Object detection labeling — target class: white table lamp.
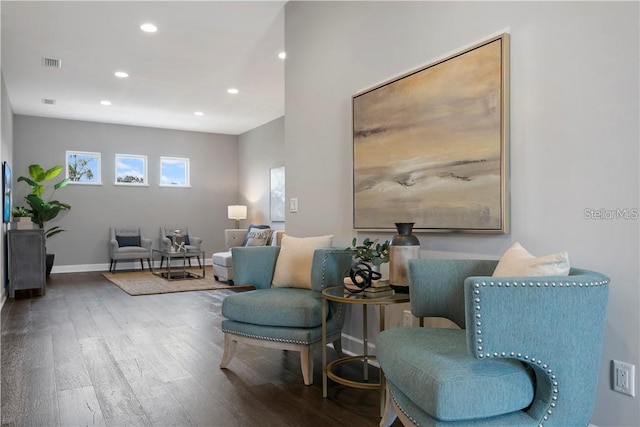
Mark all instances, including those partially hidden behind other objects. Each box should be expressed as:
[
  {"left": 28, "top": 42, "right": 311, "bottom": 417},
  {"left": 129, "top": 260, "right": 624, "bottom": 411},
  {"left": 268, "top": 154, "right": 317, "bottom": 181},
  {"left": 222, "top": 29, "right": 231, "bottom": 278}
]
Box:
[{"left": 228, "top": 205, "right": 247, "bottom": 229}]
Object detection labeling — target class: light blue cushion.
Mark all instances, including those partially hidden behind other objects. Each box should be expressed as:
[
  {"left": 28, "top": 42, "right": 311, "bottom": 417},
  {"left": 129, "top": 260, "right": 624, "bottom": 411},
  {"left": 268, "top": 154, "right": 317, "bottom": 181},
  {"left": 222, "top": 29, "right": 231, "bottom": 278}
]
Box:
[
  {"left": 387, "top": 382, "right": 537, "bottom": 427},
  {"left": 377, "top": 327, "right": 534, "bottom": 422},
  {"left": 222, "top": 288, "right": 323, "bottom": 328}
]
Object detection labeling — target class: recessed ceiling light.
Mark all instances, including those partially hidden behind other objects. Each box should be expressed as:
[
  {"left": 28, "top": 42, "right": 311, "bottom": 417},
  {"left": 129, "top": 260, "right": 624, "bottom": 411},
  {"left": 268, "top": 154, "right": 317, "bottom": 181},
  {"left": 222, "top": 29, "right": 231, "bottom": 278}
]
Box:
[
  {"left": 194, "top": 111, "right": 204, "bottom": 116},
  {"left": 227, "top": 88, "right": 239, "bottom": 94},
  {"left": 100, "top": 100, "right": 111, "bottom": 106},
  {"left": 278, "top": 52, "right": 286, "bottom": 59},
  {"left": 115, "top": 71, "right": 129, "bottom": 78},
  {"left": 140, "top": 23, "right": 157, "bottom": 33}
]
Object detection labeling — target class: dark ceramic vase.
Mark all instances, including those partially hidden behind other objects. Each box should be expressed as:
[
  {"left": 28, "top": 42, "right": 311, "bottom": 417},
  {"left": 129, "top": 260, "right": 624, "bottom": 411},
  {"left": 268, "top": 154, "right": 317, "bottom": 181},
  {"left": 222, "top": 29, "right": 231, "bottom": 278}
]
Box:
[
  {"left": 391, "top": 223, "right": 420, "bottom": 246},
  {"left": 389, "top": 223, "right": 420, "bottom": 294}
]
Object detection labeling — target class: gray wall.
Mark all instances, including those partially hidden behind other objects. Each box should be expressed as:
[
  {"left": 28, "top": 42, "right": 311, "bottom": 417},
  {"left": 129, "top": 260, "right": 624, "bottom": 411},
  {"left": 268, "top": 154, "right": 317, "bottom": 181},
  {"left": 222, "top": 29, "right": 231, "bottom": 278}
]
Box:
[
  {"left": 13, "top": 115, "right": 239, "bottom": 270},
  {"left": 237, "top": 116, "right": 285, "bottom": 230},
  {"left": 284, "top": 2, "right": 639, "bottom": 425},
  {"left": 1, "top": 73, "right": 14, "bottom": 302}
]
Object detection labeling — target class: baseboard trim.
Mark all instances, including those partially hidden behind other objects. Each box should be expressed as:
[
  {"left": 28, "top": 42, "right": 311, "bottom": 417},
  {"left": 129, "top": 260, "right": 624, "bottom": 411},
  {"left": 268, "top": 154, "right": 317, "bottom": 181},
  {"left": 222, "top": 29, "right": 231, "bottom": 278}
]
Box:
[{"left": 51, "top": 258, "right": 213, "bottom": 274}]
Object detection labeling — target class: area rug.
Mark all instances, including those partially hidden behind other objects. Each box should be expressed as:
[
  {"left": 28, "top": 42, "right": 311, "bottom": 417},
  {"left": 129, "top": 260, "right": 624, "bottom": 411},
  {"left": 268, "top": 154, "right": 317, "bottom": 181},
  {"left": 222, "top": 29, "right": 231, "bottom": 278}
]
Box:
[{"left": 102, "top": 267, "right": 254, "bottom": 296}]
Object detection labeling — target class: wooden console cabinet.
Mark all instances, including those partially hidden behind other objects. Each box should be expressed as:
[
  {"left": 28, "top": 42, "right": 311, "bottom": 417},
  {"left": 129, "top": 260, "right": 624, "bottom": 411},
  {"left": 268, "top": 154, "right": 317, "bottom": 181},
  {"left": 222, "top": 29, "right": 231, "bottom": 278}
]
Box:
[{"left": 7, "top": 229, "right": 46, "bottom": 298}]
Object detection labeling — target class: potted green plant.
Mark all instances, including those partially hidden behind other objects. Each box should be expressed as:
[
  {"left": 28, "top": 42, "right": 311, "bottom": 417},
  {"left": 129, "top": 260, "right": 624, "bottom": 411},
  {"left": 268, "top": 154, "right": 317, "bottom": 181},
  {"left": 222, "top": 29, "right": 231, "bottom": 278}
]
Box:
[
  {"left": 350, "top": 237, "right": 390, "bottom": 268},
  {"left": 11, "top": 207, "right": 33, "bottom": 229},
  {"left": 17, "top": 164, "right": 71, "bottom": 276}
]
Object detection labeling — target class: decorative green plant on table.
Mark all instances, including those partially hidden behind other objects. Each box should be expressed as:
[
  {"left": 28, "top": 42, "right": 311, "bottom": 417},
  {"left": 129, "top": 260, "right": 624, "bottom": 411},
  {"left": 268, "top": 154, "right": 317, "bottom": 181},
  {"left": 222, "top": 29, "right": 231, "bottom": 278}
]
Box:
[
  {"left": 350, "top": 237, "right": 390, "bottom": 267},
  {"left": 17, "top": 164, "right": 71, "bottom": 239},
  {"left": 11, "top": 207, "right": 32, "bottom": 218}
]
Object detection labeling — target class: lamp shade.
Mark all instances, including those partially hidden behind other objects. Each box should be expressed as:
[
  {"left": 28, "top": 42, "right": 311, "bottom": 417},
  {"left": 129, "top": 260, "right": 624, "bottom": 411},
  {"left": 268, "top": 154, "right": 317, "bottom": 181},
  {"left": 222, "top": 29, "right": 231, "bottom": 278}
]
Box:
[{"left": 228, "top": 205, "right": 247, "bottom": 220}]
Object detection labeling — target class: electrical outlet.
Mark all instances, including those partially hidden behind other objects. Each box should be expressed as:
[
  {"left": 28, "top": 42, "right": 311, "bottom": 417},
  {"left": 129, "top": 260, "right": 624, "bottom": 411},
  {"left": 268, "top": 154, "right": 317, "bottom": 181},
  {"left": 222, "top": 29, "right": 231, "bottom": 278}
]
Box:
[
  {"left": 612, "top": 360, "right": 636, "bottom": 397},
  {"left": 403, "top": 310, "right": 414, "bottom": 327}
]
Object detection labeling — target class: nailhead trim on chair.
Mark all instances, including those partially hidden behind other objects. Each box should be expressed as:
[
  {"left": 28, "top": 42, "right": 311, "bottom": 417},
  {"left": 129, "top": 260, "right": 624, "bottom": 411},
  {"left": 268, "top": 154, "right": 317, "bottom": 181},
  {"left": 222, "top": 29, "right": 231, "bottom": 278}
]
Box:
[
  {"left": 222, "top": 329, "right": 315, "bottom": 346},
  {"left": 320, "top": 250, "right": 346, "bottom": 324},
  {"left": 389, "top": 387, "right": 420, "bottom": 426},
  {"left": 472, "top": 277, "right": 610, "bottom": 427}
]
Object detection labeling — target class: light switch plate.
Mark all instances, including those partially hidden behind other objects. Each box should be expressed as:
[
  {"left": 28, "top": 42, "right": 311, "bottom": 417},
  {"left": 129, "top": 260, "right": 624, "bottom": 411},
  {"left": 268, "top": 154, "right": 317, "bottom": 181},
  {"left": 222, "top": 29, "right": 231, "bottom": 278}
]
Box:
[{"left": 289, "top": 198, "right": 298, "bottom": 213}]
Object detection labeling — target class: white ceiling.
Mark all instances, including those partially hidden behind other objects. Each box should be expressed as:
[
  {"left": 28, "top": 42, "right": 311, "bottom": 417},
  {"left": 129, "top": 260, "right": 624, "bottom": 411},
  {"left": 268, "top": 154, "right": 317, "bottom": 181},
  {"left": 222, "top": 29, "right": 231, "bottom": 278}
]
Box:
[{"left": 1, "top": 1, "right": 286, "bottom": 135}]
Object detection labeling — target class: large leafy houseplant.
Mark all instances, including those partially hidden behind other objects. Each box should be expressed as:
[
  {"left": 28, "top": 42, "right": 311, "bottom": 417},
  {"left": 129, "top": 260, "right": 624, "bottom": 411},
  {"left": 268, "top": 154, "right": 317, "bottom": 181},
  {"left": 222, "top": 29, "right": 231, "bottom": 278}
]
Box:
[{"left": 17, "top": 164, "right": 71, "bottom": 239}]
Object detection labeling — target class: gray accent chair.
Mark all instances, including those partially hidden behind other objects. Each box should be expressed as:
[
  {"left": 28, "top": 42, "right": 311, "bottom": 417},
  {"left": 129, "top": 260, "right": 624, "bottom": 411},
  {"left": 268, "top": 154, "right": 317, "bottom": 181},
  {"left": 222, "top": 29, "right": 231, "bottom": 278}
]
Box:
[
  {"left": 212, "top": 229, "right": 247, "bottom": 284},
  {"left": 377, "top": 259, "right": 609, "bottom": 427},
  {"left": 160, "top": 227, "right": 204, "bottom": 268},
  {"left": 109, "top": 227, "right": 153, "bottom": 273},
  {"left": 220, "top": 246, "right": 352, "bottom": 385}
]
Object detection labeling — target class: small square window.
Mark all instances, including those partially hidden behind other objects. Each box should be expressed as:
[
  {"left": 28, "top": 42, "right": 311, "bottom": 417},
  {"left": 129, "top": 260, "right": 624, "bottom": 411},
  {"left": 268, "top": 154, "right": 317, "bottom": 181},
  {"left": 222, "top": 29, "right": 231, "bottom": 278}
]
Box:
[
  {"left": 160, "top": 157, "right": 190, "bottom": 187},
  {"left": 115, "top": 154, "right": 148, "bottom": 186},
  {"left": 66, "top": 151, "right": 102, "bottom": 185}
]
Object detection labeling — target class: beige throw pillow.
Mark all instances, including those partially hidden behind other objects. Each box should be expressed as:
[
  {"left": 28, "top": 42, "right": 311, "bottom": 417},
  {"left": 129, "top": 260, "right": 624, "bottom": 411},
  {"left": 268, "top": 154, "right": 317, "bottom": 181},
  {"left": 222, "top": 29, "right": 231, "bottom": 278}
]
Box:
[
  {"left": 493, "top": 242, "right": 570, "bottom": 277},
  {"left": 272, "top": 235, "right": 333, "bottom": 289}
]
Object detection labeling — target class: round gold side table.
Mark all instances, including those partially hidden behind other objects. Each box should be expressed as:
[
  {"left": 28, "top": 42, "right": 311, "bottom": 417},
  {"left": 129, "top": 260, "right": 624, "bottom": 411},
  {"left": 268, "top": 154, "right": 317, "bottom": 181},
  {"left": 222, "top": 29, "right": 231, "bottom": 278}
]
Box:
[{"left": 321, "top": 286, "right": 410, "bottom": 417}]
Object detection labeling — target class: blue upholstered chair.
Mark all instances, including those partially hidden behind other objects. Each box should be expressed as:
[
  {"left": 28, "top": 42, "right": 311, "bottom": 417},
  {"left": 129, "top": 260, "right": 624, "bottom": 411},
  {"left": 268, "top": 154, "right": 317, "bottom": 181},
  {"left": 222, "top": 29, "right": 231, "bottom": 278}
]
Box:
[
  {"left": 219, "top": 246, "right": 352, "bottom": 385},
  {"left": 377, "top": 259, "right": 609, "bottom": 427}
]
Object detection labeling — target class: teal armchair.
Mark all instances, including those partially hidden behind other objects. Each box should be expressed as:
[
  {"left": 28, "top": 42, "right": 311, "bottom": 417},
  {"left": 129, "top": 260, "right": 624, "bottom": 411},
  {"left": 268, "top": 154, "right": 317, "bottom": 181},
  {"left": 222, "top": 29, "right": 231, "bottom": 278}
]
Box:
[
  {"left": 377, "top": 259, "right": 609, "bottom": 427},
  {"left": 220, "top": 246, "right": 352, "bottom": 385}
]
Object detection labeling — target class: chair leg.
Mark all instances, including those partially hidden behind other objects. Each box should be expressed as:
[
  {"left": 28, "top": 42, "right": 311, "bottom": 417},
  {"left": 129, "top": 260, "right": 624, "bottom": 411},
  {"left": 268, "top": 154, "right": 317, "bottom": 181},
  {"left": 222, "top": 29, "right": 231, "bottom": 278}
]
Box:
[
  {"left": 300, "top": 346, "right": 313, "bottom": 386},
  {"left": 220, "top": 334, "right": 238, "bottom": 369},
  {"left": 147, "top": 258, "right": 152, "bottom": 270},
  {"left": 140, "top": 259, "right": 145, "bottom": 270},
  {"left": 111, "top": 260, "right": 117, "bottom": 273},
  {"left": 333, "top": 338, "right": 343, "bottom": 358},
  {"left": 197, "top": 257, "right": 202, "bottom": 268},
  {"left": 188, "top": 258, "right": 192, "bottom": 268},
  {"left": 380, "top": 383, "right": 398, "bottom": 427},
  {"left": 109, "top": 259, "right": 113, "bottom": 273},
  {"left": 160, "top": 256, "right": 164, "bottom": 269}
]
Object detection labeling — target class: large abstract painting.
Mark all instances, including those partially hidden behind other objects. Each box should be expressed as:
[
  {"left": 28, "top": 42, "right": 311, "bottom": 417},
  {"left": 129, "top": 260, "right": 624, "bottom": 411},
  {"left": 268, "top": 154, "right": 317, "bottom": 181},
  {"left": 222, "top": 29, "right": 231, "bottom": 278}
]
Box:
[{"left": 353, "top": 34, "right": 510, "bottom": 233}]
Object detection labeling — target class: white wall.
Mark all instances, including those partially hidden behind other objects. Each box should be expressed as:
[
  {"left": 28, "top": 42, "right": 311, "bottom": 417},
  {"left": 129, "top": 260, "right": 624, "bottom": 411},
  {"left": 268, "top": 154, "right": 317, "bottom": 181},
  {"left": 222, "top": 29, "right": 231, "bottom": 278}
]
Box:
[
  {"left": 284, "top": 2, "right": 639, "bottom": 425},
  {"left": 237, "top": 116, "right": 285, "bottom": 230}
]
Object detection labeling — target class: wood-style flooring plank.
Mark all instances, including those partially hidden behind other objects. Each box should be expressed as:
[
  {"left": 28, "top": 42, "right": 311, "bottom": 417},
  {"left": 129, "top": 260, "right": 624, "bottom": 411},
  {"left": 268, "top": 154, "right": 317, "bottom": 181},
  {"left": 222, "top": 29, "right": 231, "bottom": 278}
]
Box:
[
  {"left": 52, "top": 321, "right": 93, "bottom": 392},
  {"left": 21, "top": 366, "right": 59, "bottom": 426},
  {"left": 79, "top": 337, "right": 151, "bottom": 426},
  {"left": 0, "top": 332, "right": 28, "bottom": 425},
  {"left": 57, "top": 386, "right": 106, "bottom": 427},
  {"left": 164, "top": 376, "right": 244, "bottom": 427}
]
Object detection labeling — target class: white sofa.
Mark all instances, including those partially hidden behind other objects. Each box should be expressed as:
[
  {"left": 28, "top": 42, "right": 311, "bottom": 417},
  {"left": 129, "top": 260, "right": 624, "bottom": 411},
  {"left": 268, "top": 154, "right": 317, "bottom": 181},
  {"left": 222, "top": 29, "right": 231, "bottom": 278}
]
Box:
[{"left": 212, "top": 228, "right": 284, "bottom": 284}]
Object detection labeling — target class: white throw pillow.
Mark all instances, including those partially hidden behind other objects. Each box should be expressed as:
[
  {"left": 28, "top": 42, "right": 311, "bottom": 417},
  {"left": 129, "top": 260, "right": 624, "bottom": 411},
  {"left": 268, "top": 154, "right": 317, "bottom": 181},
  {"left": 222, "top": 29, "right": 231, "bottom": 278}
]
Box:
[
  {"left": 272, "top": 235, "right": 333, "bottom": 289},
  {"left": 493, "top": 242, "right": 570, "bottom": 277},
  {"left": 245, "top": 228, "right": 273, "bottom": 247}
]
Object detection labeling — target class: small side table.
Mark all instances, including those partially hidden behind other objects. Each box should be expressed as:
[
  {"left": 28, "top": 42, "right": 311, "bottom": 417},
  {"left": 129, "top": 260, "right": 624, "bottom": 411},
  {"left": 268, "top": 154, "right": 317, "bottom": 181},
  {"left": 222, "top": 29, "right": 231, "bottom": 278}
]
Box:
[
  {"left": 321, "top": 286, "right": 410, "bottom": 416},
  {"left": 151, "top": 249, "right": 205, "bottom": 280}
]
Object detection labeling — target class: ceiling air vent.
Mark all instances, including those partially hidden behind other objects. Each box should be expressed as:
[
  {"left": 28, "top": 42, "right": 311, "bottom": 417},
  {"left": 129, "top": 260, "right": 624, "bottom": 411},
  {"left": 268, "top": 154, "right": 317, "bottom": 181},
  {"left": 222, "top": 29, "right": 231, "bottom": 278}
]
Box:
[
  {"left": 41, "top": 57, "right": 62, "bottom": 68},
  {"left": 42, "top": 98, "right": 56, "bottom": 105}
]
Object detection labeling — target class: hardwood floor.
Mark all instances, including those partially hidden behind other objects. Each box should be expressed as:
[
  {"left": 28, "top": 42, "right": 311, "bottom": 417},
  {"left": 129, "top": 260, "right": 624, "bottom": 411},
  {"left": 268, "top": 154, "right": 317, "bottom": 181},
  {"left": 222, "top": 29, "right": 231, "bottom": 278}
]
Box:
[{"left": 1, "top": 272, "right": 399, "bottom": 426}]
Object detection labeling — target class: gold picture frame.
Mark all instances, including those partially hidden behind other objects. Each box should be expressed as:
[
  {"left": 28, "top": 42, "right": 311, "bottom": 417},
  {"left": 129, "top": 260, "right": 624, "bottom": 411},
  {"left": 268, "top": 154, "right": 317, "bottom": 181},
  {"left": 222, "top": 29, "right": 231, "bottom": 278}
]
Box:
[{"left": 353, "top": 34, "right": 510, "bottom": 233}]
